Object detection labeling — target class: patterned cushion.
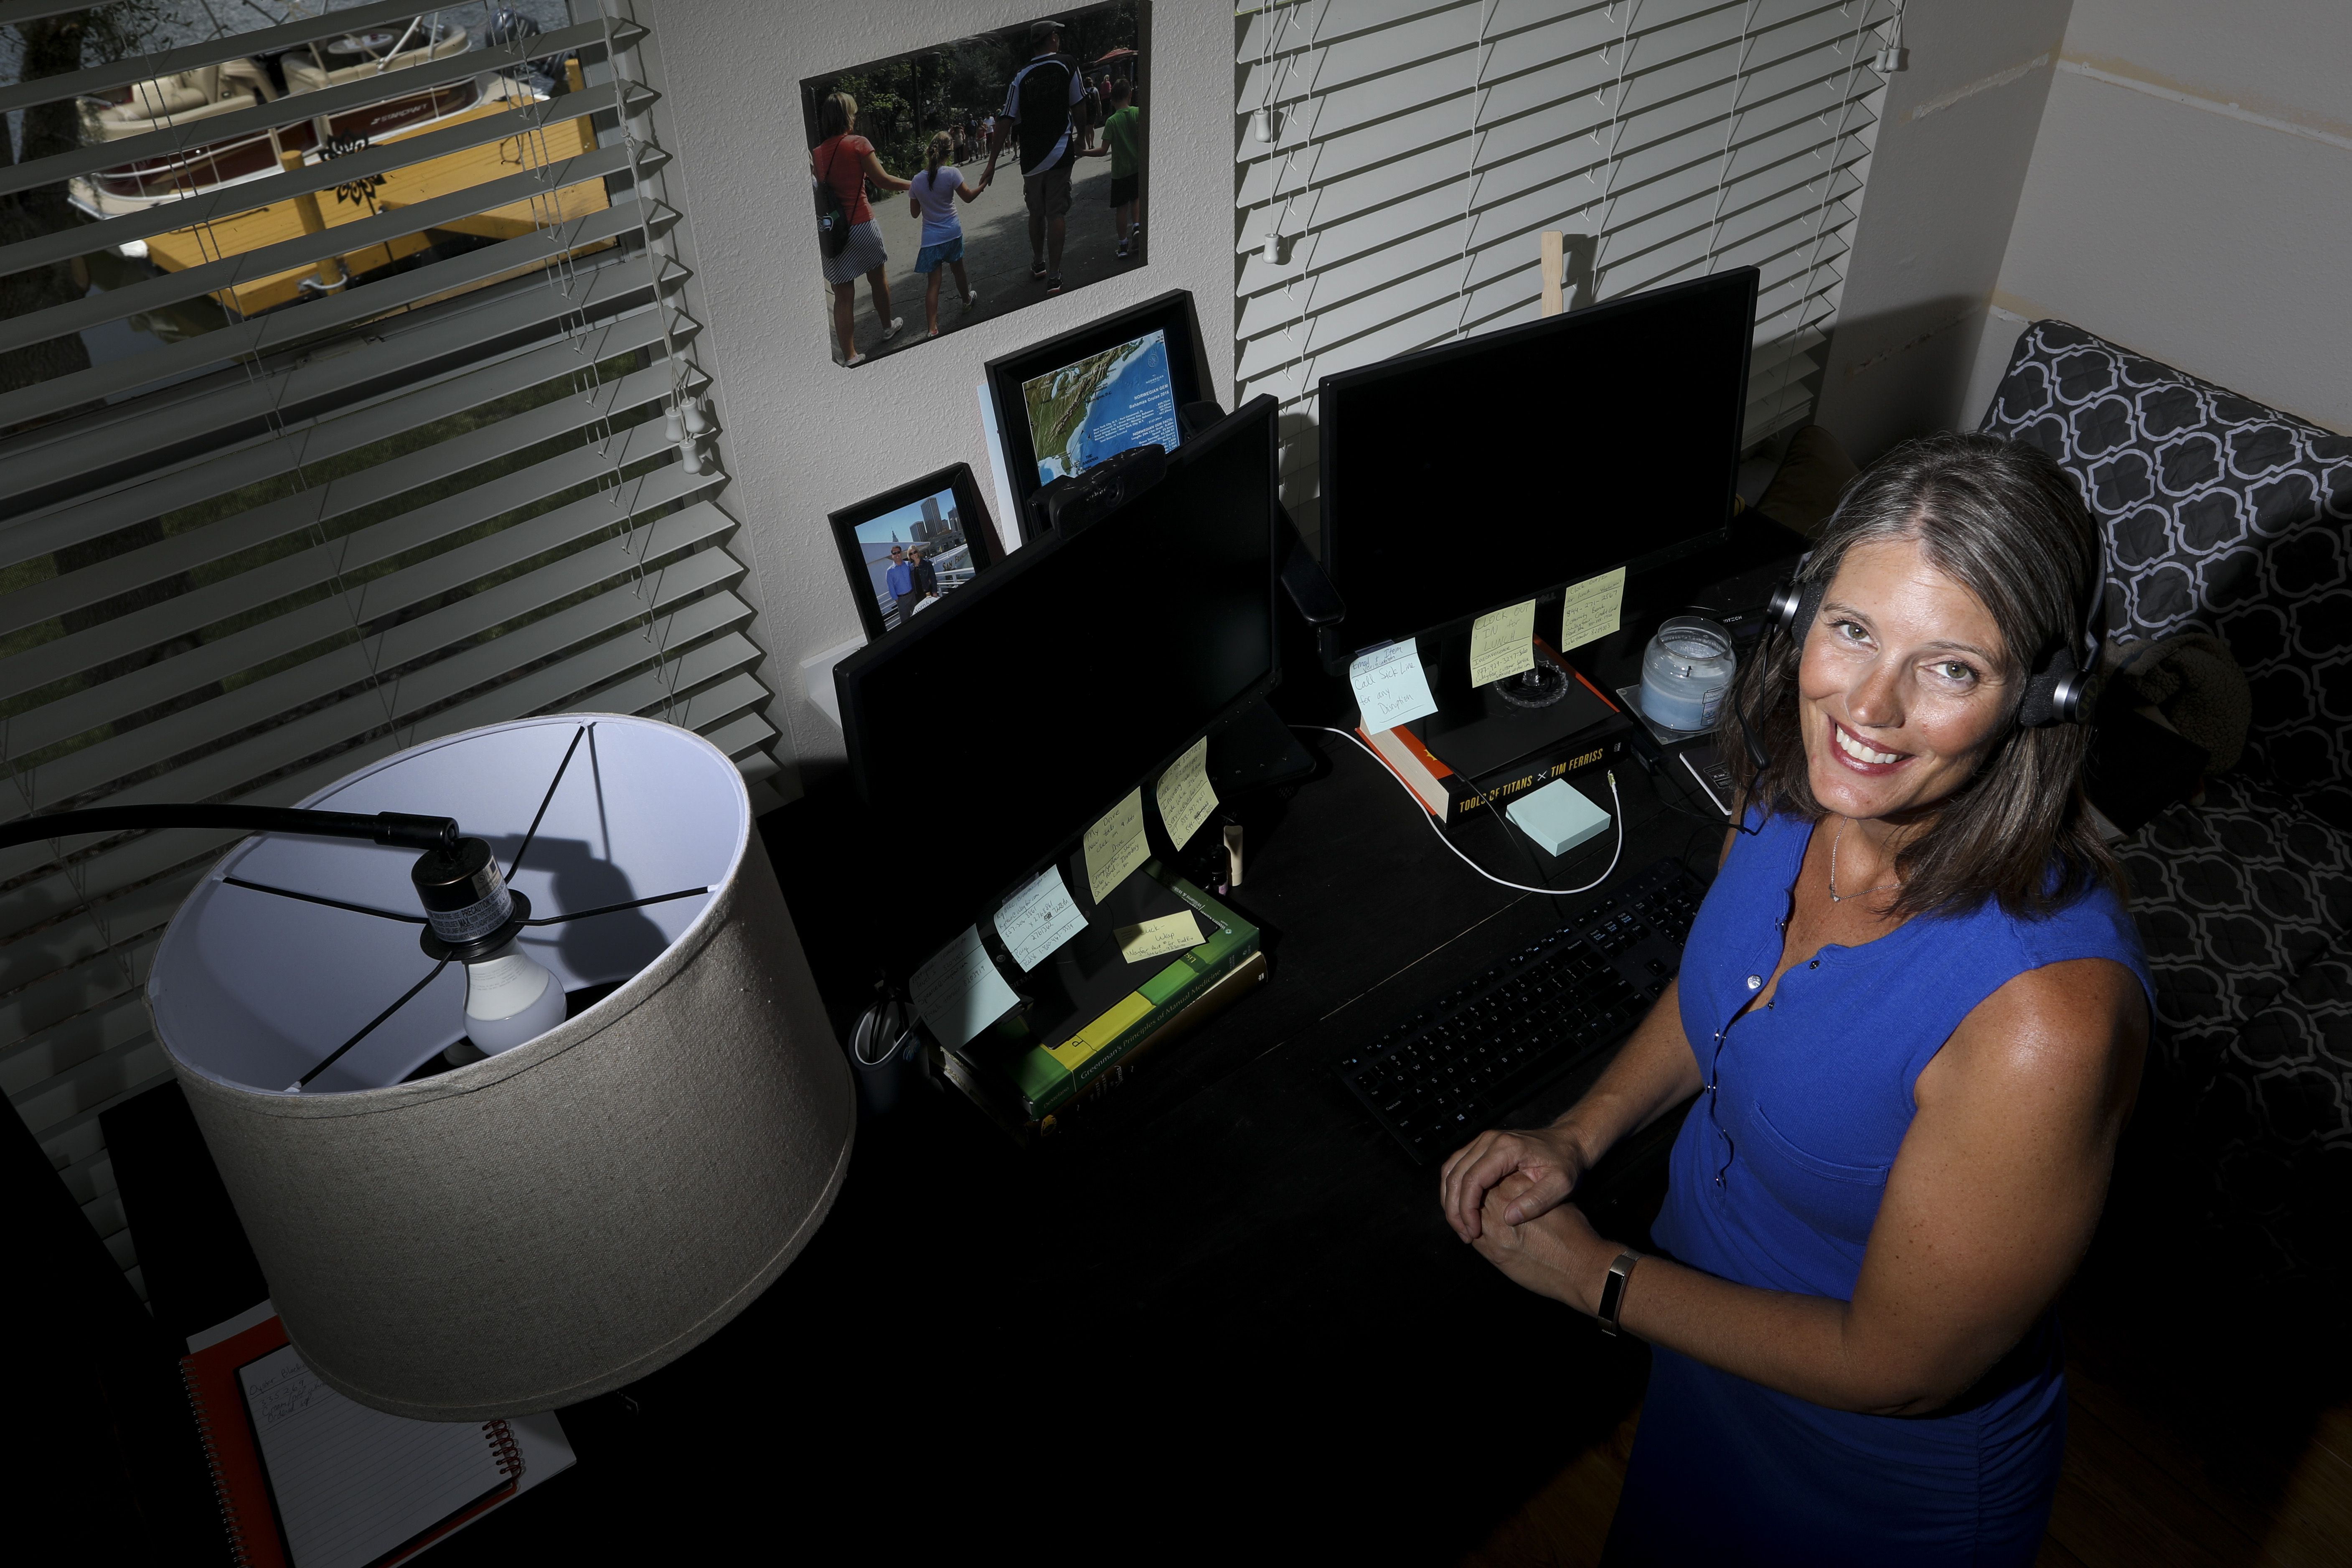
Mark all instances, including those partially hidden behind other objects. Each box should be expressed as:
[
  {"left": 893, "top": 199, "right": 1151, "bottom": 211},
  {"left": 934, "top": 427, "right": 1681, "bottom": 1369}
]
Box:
[
  {"left": 2114, "top": 773, "right": 2352, "bottom": 1289},
  {"left": 1979, "top": 320, "right": 2352, "bottom": 825}
]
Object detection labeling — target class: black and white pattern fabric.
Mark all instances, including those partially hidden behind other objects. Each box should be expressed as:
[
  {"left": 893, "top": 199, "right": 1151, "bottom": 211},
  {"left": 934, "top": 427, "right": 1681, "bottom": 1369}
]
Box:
[
  {"left": 1980, "top": 322, "right": 2352, "bottom": 1299},
  {"left": 2117, "top": 774, "right": 2352, "bottom": 1288},
  {"left": 1980, "top": 320, "right": 2352, "bottom": 827}
]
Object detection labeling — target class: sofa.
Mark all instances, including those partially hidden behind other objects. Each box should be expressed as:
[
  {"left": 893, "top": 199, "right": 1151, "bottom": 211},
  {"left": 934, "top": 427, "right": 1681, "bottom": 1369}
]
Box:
[{"left": 1979, "top": 321, "right": 2352, "bottom": 1311}]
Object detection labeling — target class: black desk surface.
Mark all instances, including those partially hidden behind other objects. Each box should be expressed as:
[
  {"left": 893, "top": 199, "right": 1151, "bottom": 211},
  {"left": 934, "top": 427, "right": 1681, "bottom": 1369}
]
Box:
[{"left": 112, "top": 523, "right": 1805, "bottom": 1559}]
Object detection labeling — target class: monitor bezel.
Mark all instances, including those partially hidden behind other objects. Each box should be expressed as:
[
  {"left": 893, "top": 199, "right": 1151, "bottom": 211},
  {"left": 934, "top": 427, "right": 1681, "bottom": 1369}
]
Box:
[
  {"left": 1316, "top": 267, "right": 1759, "bottom": 658},
  {"left": 983, "top": 288, "right": 1215, "bottom": 541},
  {"left": 825, "top": 462, "right": 1005, "bottom": 644},
  {"left": 833, "top": 395, "right": 1283, "bottom": 963}
]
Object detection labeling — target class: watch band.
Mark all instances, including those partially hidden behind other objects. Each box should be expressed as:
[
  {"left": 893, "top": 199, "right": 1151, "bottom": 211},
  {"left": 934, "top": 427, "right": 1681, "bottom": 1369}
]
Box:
[{"left": 1596, "top": 1249, "right": 1641, "bottom": 1337}]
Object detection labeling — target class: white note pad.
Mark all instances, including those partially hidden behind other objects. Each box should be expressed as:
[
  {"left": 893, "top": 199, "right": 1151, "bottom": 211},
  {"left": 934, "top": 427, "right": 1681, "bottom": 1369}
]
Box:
[
  {"left": 237, "top": 1343, "right": 509, "bottom": 1568},
  {"left": 995, "top": 864, "right": 1088, "bottom": 972},
  {"left": 910, "top": 924, "right": 1021, "bottom": 1048},
  {"left": 1349, "top": 640, "right": 1439, "bottom": 731}
]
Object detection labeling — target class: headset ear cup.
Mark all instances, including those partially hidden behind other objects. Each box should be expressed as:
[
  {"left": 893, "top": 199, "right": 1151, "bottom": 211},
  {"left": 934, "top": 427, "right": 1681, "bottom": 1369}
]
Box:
[
  {"left": 1790, "top": 579, "right": 1826, "bottom": 652},
  {"left": 2017, "top": 646, "right": 2075, "bottom": 727}
]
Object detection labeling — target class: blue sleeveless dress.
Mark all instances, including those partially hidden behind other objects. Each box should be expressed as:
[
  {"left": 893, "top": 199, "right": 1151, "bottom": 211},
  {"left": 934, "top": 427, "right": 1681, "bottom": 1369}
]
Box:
[{"left": 1605, "top": 808, "right": 2151, "bottom": 1567}]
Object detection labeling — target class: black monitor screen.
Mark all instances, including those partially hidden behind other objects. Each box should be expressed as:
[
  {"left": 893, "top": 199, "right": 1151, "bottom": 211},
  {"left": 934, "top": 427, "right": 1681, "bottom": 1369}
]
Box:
[
  {"left": 836, "top": 397, "right": 1279, "bottom": 962},
  {"left": 1319, "top": 268, "right": 1758, "bottom": 655}
]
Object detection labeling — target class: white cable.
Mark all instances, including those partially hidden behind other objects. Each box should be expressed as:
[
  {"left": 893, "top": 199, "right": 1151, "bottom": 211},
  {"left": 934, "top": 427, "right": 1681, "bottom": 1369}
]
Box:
[{"left": 1296, "top": 726, "right": 1625, "bottom": 897}]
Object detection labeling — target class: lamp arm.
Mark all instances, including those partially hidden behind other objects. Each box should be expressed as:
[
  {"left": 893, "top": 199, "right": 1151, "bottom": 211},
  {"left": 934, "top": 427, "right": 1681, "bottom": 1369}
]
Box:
[{"left": 0, "top": 805, "right": 460, "bottom": 853}]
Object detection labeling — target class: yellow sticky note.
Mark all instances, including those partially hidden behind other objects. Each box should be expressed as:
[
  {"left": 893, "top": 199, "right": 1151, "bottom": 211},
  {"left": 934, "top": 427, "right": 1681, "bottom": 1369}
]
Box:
[
  {"left": 1115, "top": 910, "right": 1204, "bottom": 965},
  {"left": 1559, "top": 566, "right": 1626, "bottom": 652},
  {"left": 1082, "top": 787, "right": 1149, "bottom": 904},
  {"left": 1155, "top": 737, "right": 1218, "bottom": 852},
  {"left": 1468, "top": 599, "right": 1538, "bottom": 685},
  {"left": 1045, "top": 990, "right": 1156, "bottom": 1072}
]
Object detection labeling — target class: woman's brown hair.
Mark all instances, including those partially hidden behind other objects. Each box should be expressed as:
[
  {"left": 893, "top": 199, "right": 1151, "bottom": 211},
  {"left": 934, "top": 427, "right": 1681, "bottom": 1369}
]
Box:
[
  {"left": 818, "top": 91, "right": 856, "bottom": 142},
  {"left": 1710, "top": 431, "right": 2119, "bottom": 921}
]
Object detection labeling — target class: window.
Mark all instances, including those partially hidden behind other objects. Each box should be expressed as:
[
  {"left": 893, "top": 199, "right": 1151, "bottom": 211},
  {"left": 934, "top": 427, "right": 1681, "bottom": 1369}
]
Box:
[
  {"left": 0, "top": 0, "right": 772, "bottom": 1293},
  {"left": 1236, "top": 0, "right": 1898, "bottom": 535}
]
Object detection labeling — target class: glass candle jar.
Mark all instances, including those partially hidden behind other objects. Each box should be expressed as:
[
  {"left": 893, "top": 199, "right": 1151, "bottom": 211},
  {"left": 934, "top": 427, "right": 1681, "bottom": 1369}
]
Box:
[{"left": 1639, "top": 615, "right": 1737, "bottom": 731}]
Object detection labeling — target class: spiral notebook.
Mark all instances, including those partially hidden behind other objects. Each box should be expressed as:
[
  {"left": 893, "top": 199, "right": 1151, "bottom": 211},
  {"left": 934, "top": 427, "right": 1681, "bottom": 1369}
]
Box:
[{"left": 181, "top": 1312, "right": 521, "bottom": 1568}]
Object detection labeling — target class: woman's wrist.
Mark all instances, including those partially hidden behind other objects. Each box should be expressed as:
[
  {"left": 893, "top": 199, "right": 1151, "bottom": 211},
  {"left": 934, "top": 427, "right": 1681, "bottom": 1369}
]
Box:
[{"left": 1548, "top": 1109, "right": 1613, "bottom": 1175}]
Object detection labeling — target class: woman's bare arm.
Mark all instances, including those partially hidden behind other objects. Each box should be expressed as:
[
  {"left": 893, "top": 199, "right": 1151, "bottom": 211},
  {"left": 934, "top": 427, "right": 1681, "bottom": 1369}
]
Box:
[
  {"left": 860, "top": 150, "right": 911, "bottom": 193},
  {"left": 1472, "top": 957, "right": 2146, "bottom": 1413}
]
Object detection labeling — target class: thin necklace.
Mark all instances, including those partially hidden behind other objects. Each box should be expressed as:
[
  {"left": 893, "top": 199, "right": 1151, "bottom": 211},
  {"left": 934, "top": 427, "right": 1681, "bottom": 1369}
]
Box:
[{"left": 1829, "top": 818, "right": 1900, "bottom": 904}]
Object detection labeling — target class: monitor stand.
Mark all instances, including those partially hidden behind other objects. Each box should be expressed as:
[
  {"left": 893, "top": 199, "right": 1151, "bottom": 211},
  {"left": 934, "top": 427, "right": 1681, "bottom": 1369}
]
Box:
[
  {"left": 1411, "top": 632, "right": 1621, "bottom": 780},
  {"left": 1210, "top": 699, "right": 1316, "bottom": 796}
]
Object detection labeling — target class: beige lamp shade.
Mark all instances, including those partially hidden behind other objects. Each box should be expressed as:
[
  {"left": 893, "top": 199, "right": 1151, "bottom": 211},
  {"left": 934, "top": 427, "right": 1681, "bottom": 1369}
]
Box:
[{"left": 147, "top": 715, "right": 853, "bottom": 1420}]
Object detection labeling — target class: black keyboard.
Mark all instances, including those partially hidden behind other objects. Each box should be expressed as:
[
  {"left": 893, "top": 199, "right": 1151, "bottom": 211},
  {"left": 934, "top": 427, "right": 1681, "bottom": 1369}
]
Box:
[{"left": 1337, "top": 857, "right": 1707, "bottom": 1163}]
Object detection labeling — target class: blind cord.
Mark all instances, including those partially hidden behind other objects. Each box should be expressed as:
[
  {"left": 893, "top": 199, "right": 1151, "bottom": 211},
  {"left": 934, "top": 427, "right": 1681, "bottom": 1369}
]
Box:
[{"left": 1294, "top": 726, "right": 1625, "bottom": 897}]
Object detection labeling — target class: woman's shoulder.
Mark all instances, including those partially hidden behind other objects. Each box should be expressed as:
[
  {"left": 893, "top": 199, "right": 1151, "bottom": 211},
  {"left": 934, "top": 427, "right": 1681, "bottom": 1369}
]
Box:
[{"left": 1948, "top": 870, "right": 2150, "bottom": 999}]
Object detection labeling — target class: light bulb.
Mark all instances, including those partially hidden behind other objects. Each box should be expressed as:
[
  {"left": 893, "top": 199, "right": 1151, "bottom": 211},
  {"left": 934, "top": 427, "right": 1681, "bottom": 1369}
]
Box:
[{"left": 462, "top": 948, "right": 567, "bottom": 1052}]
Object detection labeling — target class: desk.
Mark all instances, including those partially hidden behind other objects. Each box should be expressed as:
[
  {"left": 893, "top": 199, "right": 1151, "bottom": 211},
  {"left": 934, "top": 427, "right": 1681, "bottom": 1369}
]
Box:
[{"left": 113, "top": 527, "right": 1806, "bottom": 1559}]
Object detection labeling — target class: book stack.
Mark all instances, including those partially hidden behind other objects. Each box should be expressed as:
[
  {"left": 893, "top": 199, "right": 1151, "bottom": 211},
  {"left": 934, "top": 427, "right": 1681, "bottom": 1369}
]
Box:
[
  {"left": 937, "top": 859, "right": 1261, "bottom": 1144},
  {"left": 1361, "top": 641, "right": 1633, "bottom": 824}
]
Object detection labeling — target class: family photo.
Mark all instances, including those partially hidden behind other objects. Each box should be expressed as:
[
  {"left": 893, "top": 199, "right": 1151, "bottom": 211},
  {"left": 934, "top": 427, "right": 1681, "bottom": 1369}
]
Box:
[{"left": 802, "top": 3, "right": 1149, "bottom": 368}]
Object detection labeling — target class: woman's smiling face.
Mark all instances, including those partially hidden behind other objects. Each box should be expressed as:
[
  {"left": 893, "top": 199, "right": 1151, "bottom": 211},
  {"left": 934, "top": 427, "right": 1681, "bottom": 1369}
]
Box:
[{"left": 1799, "top": 535, "right": 2017, "bottom": 824}]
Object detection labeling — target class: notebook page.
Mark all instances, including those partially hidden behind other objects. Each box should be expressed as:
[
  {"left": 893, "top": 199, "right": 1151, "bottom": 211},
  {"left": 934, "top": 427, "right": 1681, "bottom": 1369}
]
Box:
[{"left": 238, "top": 1344, "right": 508, "bottom": 1568}]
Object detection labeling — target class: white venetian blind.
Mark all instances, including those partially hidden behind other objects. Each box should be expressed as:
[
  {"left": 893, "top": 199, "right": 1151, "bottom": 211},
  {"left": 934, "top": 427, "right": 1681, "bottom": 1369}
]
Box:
[
  {"left": 0, "top": 0, "right": 774, "bottom": 1294},
  {"left": 1234, "top": 0, "right": 1898, "bottom": 536}
]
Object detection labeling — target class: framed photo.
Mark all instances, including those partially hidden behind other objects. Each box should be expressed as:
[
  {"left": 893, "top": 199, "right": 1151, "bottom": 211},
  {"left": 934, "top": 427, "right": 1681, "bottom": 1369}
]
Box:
[
  {"left": 828, "top": 463, "right": 1004, "bottom": 641},
  {"left": 981, "top": 287, "right": 1212, "bottom": 540},
  {"left": 800, "top": 3, "right": 1152, "bottom": 369}
]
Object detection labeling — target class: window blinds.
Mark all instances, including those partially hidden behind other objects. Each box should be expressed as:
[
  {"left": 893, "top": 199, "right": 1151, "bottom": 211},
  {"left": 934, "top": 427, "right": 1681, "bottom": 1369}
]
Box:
[
  {"left": 0, "top": 0, "right": 771, "bottom": 1294},
  {"left": 1235, "top": 0, "right": 1897, "bottom": 536}
]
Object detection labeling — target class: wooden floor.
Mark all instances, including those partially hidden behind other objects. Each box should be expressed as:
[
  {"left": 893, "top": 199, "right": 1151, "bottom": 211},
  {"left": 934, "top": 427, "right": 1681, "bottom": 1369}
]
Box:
[{"left": 1456, "top": 1314, "right": 2352, "bottom": 1567}]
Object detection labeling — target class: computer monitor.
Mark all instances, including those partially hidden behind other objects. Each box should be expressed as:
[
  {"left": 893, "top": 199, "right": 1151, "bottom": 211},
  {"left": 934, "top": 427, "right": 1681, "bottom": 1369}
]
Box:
[
  {"left": 1318, "top": 267, "right": 1758, "bottom": 658},
  {"left": 834, "top": 395, "right": 1280, "bottom": 969},
  {"left": 983, "top": 290, "right": 1214, "bottom": 539}
]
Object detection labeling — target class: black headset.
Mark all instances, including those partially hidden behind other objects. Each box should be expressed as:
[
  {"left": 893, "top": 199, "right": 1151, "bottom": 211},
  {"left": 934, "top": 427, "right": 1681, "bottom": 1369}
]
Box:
[{"left": 1759, "top": 544, "right": 2106, "bottom": 732}]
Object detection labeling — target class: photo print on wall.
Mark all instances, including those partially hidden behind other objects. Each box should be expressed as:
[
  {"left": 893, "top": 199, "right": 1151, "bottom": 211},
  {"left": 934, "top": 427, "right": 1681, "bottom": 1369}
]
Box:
[{"left": 803, "top": 3, "right": 1149, "bottom": 368}]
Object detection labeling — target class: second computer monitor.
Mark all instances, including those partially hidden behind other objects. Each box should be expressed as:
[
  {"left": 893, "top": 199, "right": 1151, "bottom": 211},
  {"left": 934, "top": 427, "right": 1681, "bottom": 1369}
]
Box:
[
  {"left": 835, "top": 396, "right": 1280, "bottom": 966},
  {"left": 1318, "top": 267, "right": 1758, "bottom": 656}
]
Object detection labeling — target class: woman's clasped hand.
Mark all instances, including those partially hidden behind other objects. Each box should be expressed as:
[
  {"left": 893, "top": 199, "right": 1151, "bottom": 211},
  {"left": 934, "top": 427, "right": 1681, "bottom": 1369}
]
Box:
[{"left": 1442, "top": 1125, "right": 1614, "bottom": 1315}]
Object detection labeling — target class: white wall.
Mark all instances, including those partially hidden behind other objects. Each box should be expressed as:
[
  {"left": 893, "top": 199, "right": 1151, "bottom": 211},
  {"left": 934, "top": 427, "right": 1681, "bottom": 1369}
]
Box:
[
  {"left": 633, "top": 0, "right": 1234, "bottom": 792},
  {"left": 1982, "top": 0, "right": 2352, "bottom": 434},
  {"left": 1811, "top": 0, "right": 2073, "bottom": 463}
]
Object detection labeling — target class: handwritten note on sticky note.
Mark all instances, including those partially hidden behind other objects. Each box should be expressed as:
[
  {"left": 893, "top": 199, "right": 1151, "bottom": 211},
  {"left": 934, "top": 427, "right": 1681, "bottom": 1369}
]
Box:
[
  {"left": 1083, "top": 787, "right": 1149, "bottom": 904},
  {"left": 1558, "top": 565, "right": 1626, "bottom": 652},
  {"left": 1155, "top": 736, "right": 1218, "bottom": 851},
  {"left": 1349, "top": 640, "right": 1439, "bottom": 732},
  {"left": 1115, "top": 910, "right": 1205, "bottom": 965},
  {"left": 1469, "top": 599, "right": 1539, "bottom": 685},
  {"left": 909, "top": 925, "right": 1019, "bottom": 1049},
  {"left": 995, "top": 864, "right": 1088, "bottom": 972}
]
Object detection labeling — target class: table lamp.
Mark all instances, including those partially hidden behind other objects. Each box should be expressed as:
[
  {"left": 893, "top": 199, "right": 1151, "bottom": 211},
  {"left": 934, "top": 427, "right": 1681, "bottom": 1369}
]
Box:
[{"left": 112, "top": 715, "right": 854, "bottom": 1420}]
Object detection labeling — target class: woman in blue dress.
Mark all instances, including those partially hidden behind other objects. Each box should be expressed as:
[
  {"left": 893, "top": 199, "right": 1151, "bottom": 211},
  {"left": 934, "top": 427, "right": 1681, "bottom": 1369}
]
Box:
[{"left": 1440, "top": 432, "right": 2151, "bottom": 1567}]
